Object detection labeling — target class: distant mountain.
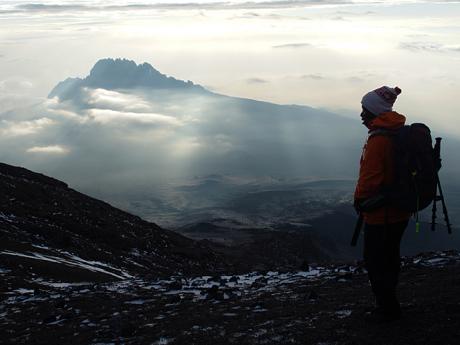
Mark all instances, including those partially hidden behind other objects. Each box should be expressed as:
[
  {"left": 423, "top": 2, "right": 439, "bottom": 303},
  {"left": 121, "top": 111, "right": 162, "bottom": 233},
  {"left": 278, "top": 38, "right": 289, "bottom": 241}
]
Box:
[
  {"left": 41, "top": 58, "right": 365, "bottom": 189},
  {"left": 49, "top": 58, "right": 205, "bottom": 100},
  {"left": 0, "top": 162, "right": 226, "bottom": 281}
]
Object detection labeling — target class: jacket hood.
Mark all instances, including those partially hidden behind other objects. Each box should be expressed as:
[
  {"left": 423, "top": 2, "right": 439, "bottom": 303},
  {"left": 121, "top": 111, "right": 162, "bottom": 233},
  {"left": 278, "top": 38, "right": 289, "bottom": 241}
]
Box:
[{"left": 368, "top": 111, "right": 406, "bottom": 131}]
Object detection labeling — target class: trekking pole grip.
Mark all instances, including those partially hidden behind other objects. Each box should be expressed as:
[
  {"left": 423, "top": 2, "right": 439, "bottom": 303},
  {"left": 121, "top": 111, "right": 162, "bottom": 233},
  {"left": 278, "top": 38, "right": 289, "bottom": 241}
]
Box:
[
  {"left": 434, "top": 137, "right": 442, "bottom": 171},
  {"left": 435, "top": 137, "right": 442, "bottom": 152}
]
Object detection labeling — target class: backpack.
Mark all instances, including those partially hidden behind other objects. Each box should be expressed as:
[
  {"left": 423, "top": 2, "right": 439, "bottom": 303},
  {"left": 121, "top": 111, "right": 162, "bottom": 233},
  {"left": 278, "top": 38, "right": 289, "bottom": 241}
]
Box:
[
  {"left": 372, "top": 123, "right": 440, "bottom": 213},
  {"left": 352, "top": 124, "right": 449, "bottom": 246}
]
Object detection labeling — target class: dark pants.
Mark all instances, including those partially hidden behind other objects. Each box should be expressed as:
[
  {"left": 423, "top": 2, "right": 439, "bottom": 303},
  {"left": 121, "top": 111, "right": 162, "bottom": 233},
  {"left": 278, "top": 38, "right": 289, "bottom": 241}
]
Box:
[{"left": 363, "top": 220, "right": 408, "bottom": 315}]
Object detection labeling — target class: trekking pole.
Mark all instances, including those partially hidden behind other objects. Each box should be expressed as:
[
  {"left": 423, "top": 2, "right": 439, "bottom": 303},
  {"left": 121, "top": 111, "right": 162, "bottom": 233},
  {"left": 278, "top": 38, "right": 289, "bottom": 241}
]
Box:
[
  {"left": 436, "top": 174, "right": 452, "bottom": 234},
  {"left": 431, "top": 137, "right": 440, "bottom": 231},
  {"left": 430, "top": 137, "right": 452, "bottom": 234},
  {"left": 351, "top": 213, "right": 364, "bottom": 247},
  {"left": 431, "top": 190, "right": 438, "bottom": 231}
]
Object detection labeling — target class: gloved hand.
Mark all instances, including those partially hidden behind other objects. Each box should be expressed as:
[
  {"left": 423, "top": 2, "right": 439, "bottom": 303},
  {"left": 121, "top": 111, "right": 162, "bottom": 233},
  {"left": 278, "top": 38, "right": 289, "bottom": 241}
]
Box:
[
  {"left": 354, "top": 194, "right": 386, "bottom": 213},
  {"left": 353, "top": 199, "right": 363, "bottom": 214}
]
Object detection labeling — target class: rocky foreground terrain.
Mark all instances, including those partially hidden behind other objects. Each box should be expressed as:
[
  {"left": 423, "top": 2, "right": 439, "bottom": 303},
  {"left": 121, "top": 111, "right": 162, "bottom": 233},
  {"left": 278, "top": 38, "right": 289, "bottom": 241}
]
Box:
[
  {"left": 1, "top": 163, "right": 460, "bottom": 344},
  {"left": 2, "top": 251, "right": 460, "bottom": 344}
]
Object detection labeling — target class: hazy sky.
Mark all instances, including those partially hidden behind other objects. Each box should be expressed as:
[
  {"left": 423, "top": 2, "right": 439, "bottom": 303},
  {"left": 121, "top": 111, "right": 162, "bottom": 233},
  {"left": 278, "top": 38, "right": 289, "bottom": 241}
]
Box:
[{"left": 0, "top": 0, "right": 459, "bottom": 136}]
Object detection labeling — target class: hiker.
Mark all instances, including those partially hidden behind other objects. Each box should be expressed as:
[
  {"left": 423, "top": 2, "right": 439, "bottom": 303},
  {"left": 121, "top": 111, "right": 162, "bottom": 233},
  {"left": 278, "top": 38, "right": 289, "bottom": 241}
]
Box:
[{"left": 354, "top": 86, "right": 411, "bottom": 322}]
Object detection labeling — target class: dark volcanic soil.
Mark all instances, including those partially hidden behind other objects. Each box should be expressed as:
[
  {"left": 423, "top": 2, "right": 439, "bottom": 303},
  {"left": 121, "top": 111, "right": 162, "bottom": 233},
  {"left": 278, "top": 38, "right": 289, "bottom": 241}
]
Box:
[{"left": 2, "top": 252, "right": 460, "bottom": 345}]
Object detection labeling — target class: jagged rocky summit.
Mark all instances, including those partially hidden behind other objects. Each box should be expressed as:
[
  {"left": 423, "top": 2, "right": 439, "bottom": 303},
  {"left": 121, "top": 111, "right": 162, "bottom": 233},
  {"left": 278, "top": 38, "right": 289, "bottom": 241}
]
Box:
[{"left": 48, "top": 58, "right": 205, "bottom": 100}]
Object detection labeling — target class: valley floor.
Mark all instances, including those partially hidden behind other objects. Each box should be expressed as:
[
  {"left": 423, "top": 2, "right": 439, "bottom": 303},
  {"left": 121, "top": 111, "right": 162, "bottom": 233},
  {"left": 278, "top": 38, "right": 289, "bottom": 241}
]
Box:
[{"left": 1, "top": 252, "right": 460, "bottom": 345}]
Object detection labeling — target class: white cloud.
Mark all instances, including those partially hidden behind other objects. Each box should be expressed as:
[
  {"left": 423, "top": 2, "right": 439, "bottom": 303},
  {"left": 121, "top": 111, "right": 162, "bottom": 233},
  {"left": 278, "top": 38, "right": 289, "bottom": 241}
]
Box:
[
  {"left": 45, "top": 102, "right": 85, "bottom": 122},
  {"left": 0, "top": 118, "right": 55, "bottom": 137},
  {"left": 87, "top": 108, "right": 182, "bottom": 127},
  {"left": 0, "top": 78, "right": 34, "bottom": 93},
  {"left": 26, "top": 145, "right": 69, "bottom": 154},
  {"left": 85, "top": 88, "right": 152, "bottom": 112}
]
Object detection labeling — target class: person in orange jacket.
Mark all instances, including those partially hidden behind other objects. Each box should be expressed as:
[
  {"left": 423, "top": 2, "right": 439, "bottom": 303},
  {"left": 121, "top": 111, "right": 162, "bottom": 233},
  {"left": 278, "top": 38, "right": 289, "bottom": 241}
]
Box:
[{"left": 355, "top": 86, "right": 411, "bottom": 322}]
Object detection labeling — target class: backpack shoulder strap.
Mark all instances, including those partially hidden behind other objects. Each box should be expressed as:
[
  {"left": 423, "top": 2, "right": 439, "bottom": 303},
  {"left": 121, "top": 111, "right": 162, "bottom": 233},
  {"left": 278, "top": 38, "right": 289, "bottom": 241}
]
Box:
[{"left": 368, "top": 128, "right": 399, "bottom": 139}]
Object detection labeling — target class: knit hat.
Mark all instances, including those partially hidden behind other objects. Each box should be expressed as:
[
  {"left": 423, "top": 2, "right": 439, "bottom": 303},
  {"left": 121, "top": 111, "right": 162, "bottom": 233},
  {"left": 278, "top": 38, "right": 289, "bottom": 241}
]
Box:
[{"left": 361, "top": 86, "right": 402, "bottom": 116}]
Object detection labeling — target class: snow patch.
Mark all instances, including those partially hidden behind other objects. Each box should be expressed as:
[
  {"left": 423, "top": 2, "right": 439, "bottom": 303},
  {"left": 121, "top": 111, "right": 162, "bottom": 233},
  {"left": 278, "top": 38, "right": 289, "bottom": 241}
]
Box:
[
  {"left": 14, "top": 288, "right": 34, "bottom": 294},
  {"left": 0, "top": 212, "right": 16, "bottom": 222},
  {"left": 425, "top": 258, "right": 449, "bottom": 266},
  {"left": 335, "top": 310, "right": 352, "bottom": 318},
  {"left": 33, "top": 281, "right": 92, "bottom": 288},
  {"left": 0, "top": 250, "right": 132, "bottom": 279},
  {"left": 124, "top": 299, "right": 155, "bottom": 305}
]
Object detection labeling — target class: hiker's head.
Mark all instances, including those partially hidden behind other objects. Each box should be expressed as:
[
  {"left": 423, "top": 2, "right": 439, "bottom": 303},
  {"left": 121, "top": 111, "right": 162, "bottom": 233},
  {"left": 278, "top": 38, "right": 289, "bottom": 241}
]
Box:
[
  {"left": 361, "top": 86, "right": 402, "bottom": 121},
  {"left": 360, "top": 107, "right": 376, "bottom": 127}
]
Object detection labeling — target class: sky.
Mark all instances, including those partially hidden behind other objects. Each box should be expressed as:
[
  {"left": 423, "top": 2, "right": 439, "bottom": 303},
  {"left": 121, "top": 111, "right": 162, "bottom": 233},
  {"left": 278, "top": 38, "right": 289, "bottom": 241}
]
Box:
[
  {"left": 0, "top": 0, "right": 460, "bottom": 198},
  {"left": 0, "top": 0, "right": 459, "bottom": 134}
]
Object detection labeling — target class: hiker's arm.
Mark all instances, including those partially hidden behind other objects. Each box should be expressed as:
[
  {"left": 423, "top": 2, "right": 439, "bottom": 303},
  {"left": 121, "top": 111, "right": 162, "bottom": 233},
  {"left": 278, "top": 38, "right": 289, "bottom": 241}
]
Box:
[{"left": 355, "top": 136, "right": 387, "bottom": 200}]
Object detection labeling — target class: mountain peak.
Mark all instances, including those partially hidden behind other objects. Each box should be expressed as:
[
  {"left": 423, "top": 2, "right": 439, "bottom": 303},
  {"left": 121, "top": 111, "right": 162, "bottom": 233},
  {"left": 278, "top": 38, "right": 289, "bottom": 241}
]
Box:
[
  {"left": 88, "top": 58, "right": 162, "bottom": 83},
  {"left": 49, "top": 58, "right": 205, "bottom": 99}
]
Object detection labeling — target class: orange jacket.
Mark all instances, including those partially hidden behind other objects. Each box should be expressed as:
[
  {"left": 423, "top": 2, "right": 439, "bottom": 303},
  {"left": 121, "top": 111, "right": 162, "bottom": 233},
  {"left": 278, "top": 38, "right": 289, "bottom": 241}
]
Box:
[{"left": 354, "top": 111, "right": 411, "bottom": 224}]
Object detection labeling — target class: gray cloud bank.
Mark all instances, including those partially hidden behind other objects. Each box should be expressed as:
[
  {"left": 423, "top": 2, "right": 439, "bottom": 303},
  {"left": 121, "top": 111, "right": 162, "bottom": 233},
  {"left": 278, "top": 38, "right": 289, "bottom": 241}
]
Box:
[
  {"left": 5, "top": 0, "right": 457, "bottom": 15},
  {"left": 246, "top": 78, "right": 269, "bottom": 84},
  {"left": 1, "top": 1, "right": 355, "bottom": 14},
  {"left": 399, "top": 42, "right": 460, "bottom": 53},
  {"left": 273, "top": 43, "right": 312, "bottom": 49},
  {"left": 2, "top": 0, "right": 458, "bottom": 18}
]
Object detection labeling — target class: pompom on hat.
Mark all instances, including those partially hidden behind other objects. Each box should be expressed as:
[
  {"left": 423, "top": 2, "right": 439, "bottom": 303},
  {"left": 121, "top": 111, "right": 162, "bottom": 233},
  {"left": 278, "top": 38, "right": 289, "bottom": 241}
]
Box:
[{"left": 361, "top": 86, "right": 402, "bottom": 116}]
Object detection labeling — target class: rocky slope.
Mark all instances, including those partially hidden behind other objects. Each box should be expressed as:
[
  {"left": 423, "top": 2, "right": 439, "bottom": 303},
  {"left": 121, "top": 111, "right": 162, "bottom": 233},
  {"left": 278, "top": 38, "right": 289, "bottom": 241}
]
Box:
[{"left": 0, "top": 162, "right": 226, "bottom": 281}]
